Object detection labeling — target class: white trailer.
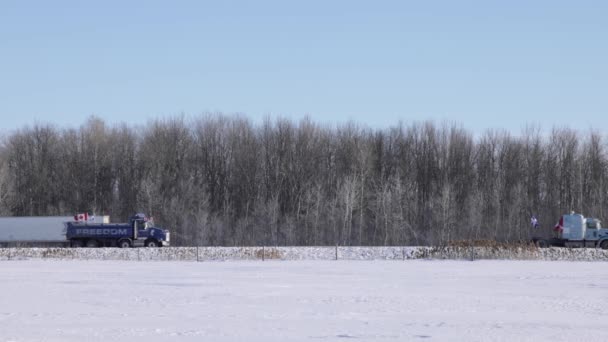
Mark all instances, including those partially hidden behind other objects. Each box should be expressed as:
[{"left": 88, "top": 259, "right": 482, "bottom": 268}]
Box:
[{"left": 0, "top": 216, "right": 109, "bottom": 245}]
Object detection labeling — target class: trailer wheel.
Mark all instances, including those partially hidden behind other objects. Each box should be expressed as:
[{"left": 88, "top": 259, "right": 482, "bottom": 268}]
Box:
[
  {"left": 71, "top": 240, "right": 83, "bottom": 248},
  {"left": 85, "top": 240, "right": 100, "bottom": 248},
  {"left": 117, "top": 239, "right": 131, "bottom": 248},
  {"left": 535, "top": 239, "right": 549, "bottom": 248},
  {"left": 145, "top": 239, "right": 159, "bottom": 247},
  {"left": 601, "top": 240, "right": 608, "bottom": 250}
]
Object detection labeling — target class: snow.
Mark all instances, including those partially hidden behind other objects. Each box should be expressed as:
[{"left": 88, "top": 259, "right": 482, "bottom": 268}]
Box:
[{"left": 1, "top": 260, "right": 608, "bottom": 341}]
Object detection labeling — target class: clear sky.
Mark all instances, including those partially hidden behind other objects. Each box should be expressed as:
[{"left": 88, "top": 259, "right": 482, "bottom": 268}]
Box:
[{"left": 1, "top": 0, "right": 607, "bottom": 134}]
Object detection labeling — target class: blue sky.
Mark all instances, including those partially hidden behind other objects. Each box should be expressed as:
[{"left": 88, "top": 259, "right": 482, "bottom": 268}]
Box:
[{"left": 1, "top": 0, "right": 607, "bottom": 133}]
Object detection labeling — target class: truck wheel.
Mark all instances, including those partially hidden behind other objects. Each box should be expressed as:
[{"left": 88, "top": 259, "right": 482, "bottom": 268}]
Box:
[
  {"left": 536, "top": 239, "right": 549, "bottom": 248},
  {"left": 145, "top": 239, "right": 159, "bottom": 247},
  {"left": 118, "top": 239, "right": 131, "bottom": 248},
  {"left": 85, "top": 240, "right": 99, "bottom": 248},
  {"left": 71, "top": 240, "right": 83, "bottom": 248},
  {"left": 601, "top": 240, "right": 608, "bottom": 250}
]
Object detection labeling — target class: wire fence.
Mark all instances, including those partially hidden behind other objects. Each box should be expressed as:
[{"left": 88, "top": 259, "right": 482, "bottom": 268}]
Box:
[{"left": 1, "top": 246, "right": 608, "bottom": 262}]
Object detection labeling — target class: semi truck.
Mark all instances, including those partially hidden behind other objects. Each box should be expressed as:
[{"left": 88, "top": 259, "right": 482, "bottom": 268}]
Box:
[
  {"left": 66, "top": 213, "right": 170, "bottom": 248},
  {"left": 533, "top": 213, "right": 608, "bottom": 249},
  {"left": 0, "top": 213, "right": 169, "bottom": 248}
]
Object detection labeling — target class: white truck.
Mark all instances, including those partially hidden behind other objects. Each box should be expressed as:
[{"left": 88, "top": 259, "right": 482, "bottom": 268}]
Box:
[{"left": 533, "top": 213, "right": 608, "bottom": 249}]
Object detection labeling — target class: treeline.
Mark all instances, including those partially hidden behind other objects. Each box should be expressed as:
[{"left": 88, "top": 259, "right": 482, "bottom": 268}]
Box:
[{"left": 0, "top": 115, "right": 605, "bottom": 246}]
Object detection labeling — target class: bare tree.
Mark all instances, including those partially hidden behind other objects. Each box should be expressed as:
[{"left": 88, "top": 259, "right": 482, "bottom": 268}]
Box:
[{"left": 2, "top": 115, "right": 607, "bottom": 246}]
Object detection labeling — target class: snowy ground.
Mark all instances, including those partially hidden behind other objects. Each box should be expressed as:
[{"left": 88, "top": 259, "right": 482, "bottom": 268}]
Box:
[{"left": 1, "top": 260, "right": 607, "bottom": 342}]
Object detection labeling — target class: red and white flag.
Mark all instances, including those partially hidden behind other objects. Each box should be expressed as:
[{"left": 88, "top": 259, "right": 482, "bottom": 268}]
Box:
[{"left": 74, "top": 213, "right": 89, "bottom": 222}]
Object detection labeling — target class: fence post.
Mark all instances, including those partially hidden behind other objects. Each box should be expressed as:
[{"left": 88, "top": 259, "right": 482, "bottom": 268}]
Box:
[
  {"left": 335, "top": 245, "right": 338, "bottom": 260},
  {"left": 196, "top": 246, "right": 200, "bottom": 262},
  {"left": 402, "top": 247, "right": 405, "bottom": 261},
  {"left": 7, "top": 248, "right": 11, "bottom": 261},
  {"left": 137, "top": 248, "right": 140, "bottom": 262},
  {"left": 262, "top": 246, "right": 265, "bottom": 261}
]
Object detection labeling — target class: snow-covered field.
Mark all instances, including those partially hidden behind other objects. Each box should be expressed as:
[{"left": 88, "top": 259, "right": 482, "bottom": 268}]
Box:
[{"left": 1, "top": 260, "right": 607, "bottom": 342}]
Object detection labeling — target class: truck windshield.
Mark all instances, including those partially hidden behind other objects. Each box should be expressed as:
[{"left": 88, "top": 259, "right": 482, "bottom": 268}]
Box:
[{"left": 134, "top": 220, "right": 147, "bottom": 229}]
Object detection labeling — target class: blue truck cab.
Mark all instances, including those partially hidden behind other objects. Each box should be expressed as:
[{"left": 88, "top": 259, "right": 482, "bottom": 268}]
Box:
[{"left": 66, "top": 213, "right": 170, "bottom": 248}]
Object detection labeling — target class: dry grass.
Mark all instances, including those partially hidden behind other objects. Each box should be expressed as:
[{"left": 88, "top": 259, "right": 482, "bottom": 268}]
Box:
[{"left": 447, "top": 239, "right": 537, "bottom": 249}]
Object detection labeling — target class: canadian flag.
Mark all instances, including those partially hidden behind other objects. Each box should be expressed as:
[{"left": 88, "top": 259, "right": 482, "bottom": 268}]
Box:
[{"left": 74, "top": 213, "right": 89, "bottom": 222}]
